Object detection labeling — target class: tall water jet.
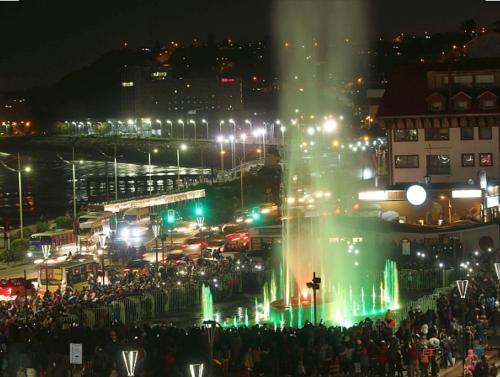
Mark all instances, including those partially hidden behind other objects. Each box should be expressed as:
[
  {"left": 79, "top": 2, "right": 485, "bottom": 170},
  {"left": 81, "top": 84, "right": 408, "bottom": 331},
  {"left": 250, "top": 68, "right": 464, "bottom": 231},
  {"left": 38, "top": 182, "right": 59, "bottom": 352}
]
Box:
[
  {"left": 269, "top": 0, "right": 399, "bottom": 327},
  {"left": 201, "top": 284, "right": 214, "bottom": 321}
]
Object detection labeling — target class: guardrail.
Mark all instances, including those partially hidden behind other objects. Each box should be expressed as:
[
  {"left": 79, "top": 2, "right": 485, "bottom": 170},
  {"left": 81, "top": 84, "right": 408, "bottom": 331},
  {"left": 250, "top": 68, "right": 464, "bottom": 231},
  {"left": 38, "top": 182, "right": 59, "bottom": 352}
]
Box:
[{"left": 57, "top": 272, "right": 242, "bottom": 328}]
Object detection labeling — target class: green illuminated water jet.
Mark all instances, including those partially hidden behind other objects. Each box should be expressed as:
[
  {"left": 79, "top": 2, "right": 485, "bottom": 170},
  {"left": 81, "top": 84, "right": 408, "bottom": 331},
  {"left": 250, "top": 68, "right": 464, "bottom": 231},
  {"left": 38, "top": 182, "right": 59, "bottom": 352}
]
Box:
[{"left": 201, "top": 284, "right": 214, "bottom": 321}]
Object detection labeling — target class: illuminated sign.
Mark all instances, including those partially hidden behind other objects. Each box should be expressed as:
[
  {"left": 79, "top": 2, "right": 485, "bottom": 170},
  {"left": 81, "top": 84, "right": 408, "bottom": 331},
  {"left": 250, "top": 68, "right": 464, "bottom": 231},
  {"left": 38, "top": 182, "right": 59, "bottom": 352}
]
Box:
[
  {"left": 122, "top": 82, "right": 134, "bottom": 87},
  {"left": 220, "top": 77, "right": 236, "bottom": 83},
  {"left": 358, "top": 191, "right": 388, "bottom": 201},
  {"left": 486, "top": 196, "right": 499, "bottom": 208},
  {"left": 451, "top": 189, "right": 482, "bottom": 199}
]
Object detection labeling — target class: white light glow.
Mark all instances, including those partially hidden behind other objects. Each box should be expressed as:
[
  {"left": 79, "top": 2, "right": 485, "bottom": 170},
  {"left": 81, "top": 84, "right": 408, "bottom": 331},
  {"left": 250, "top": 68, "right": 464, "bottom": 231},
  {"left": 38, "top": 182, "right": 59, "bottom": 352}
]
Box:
[
  {"left": 358, "top": 191, "right": 388, "bottom": 201},
  {"left": 406, "top": 185, "right": 427, "bottom": 206},
  {"left": 452, "top": 189, "right": 482, "bottom": 199}
]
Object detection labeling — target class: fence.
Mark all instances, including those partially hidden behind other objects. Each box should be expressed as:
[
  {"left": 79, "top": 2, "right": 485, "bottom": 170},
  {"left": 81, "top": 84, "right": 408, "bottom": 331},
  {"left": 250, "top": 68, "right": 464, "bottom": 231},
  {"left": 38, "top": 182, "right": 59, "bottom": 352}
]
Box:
[{"left": 58, "top": 272, "right": 241, "bottom": 328}]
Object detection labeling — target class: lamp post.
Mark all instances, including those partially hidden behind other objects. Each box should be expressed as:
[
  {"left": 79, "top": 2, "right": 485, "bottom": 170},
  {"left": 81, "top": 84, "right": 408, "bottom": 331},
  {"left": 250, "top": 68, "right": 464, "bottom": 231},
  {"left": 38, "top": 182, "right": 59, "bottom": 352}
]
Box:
[
  {"left": 280, "top": 125, "right": 286, "bottom": 145},
  {"left": 152, "top": 223, "right": 160, "bottom": 273},
  {"left": 166, "top": 120, "right": 173, "bottom": 137},
  {"left": 155, "top": 119, "right": 162, "bottom": 137},
  {"left": 228, "top": 135, "right": 235, "bottom": 174},
  {"left": 306, "top": 272, "right": 321, "bottom": 326},
  {"left": 161, "top": 234, "right": 166, "bottom": 262},
  {"left": 177, "top": 119, "right": 185, "bottom": 139},
  {"left": 189, "top": 120, "right": 197, "bottom": 140},
  {"left": 229, "top": 119, "right": 236, "bottom": 134},
  {"left": 122, "top": 350, "right": 138, "bottom": 377},
  {"left": 244, "top": 119, "right": 252, "bottom": 133},
  {"left": 219, "top": 120, "right": 224, "bottom": 134},
  {"left": 177, "top": 144, "right": 187, "bottom": 188},
  {"left": 216, "top": 135, "right": 224, "bottom": 172},
  {"left": 440, "top": 195, "right": 452, "bottom": 224},
  {"left": 203, "top": 320, "right": 218, "bottom": 377},
  {"left": 98, "top": 234, "right": 107, "bottom": 284},
  {"left": 189, "top": 364, "right": 204, "bottom": 377},
  {"left": 456, "top": 279, "right": 469, "bottom": 377},
  {"left": 0, "top": 153, "right": 31, "bottom": 239},
  {"left": 240, "top": 133, "right": 247, "bottom": 163},
  {"left": 201, "top": 119, "right": 209, "bottom": 139},
  {"left": 42, "top": 244, "right": 51, "bottom": 292}
]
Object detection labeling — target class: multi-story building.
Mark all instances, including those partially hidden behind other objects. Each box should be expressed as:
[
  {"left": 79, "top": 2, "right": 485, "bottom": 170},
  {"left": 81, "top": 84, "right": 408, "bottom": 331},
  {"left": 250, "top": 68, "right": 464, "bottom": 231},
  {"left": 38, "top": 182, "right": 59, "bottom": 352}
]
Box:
[
  {"left": 376, "top": 60, "right": 500, "bottom": 186},
  {"left": 121, "top": 66, "right": 243, "bottom": 118}
]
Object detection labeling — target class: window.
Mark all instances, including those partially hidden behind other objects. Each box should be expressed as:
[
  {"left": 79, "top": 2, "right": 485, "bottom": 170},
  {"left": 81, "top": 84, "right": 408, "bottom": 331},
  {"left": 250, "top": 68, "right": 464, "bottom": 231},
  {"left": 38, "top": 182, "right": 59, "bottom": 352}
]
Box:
[
  {"left": 479, "top": 126, "right": 492, "bottom": 140},
  {"left": 454, "top": 75, "right": 473, "bottom": 86},
  {"left": 479, "top": 153, "right": 493, "bottom": 167},
  {"left": 481, "top": 99, "right": 497, "bottom": 110},
  {"left": 427, "top": 155, "right": 451, "bottom": 175},
  {"left": 461, "top": 153, "right": 475, "bottom": 167},
  {"left": 460, "top": 127, "right": 474, "bottom": 140},
  {"left": 394, "top": 129, "right": 418, "bottom": 141},
  {"left": 395, "top": 155, "right": 419, "bottom": 168},
  {"left": 121, "top": 81, "right": 134, "bottom": 87},
  {"left": 430, "top": 101, "right": 444, "bottom": 111},
  {"left": 454, "top": 100, "right": 470, "bottom": 110},
  {"left": 476, "top": 75, "right": 494, "bottom": 85},
  {"left": 425, "top": 128, "right": 449, "bottom": 141}
]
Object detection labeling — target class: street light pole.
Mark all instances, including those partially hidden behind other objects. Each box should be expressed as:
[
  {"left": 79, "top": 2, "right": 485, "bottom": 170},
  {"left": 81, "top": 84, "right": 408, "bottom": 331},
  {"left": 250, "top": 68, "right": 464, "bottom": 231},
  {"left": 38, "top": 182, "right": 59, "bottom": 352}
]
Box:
[
  {"left": 202, "top": 119, "right": 209, "bottom": 139},
  {"left": 152, "top": 224, "right": 160, "bottom": 274},
  {"left": 457, "top": 279, "right": 469, "bottom": 377},
  {"left": 41, "top": 244, "right": 51, "bottom": 292},
  {"left": 17, "top": 153, "right": 24, "bottom": 239},
  {"left": 307, "top": 272, "right": 321, "bottom": 326}
]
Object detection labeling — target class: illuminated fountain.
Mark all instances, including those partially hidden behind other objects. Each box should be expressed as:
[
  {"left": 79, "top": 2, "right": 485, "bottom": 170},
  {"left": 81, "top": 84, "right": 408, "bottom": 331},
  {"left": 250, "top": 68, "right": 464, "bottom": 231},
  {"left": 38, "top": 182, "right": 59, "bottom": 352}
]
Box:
[
  {"left": 201, "top": 284, "right": 214, "bottom": 321},
  {"left": 264, "top": 0, "right": 400, "bottom": 327}
]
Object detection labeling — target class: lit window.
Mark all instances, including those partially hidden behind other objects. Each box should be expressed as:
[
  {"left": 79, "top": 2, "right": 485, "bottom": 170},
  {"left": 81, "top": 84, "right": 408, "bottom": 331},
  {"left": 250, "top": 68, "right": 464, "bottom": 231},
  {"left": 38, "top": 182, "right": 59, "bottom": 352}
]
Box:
[
  {"left": 151, "top": 71, "right": 167, "bottom": 78},
  {"left": 461, "top": 153, "right": 475, "bottom": 167},
  {"left": 479, "top": 126, "right": 492, "bottom": 140},
  {"left": 455, "top": 100, "right": 470, "bottom": 110},
  {"left": 425, "top": 128, "right": 449, "bottom": 141},
  {"left": 479, "top": 153, "right": 493, "bottom": 167},
  {"left": 394, "top": 129, "right": 418, "bottom": 141},
  {"left": 476, "top": 75, "right": 494, "bottom": 85},
  {"left": 454, "top": 76, "right": 473, "bottom": 86},
  {"left": 122, "top": 82, "right": 134, "bottom": 87},
  {"left": 395, "top": 155, "right": 419, "bottom": 168},
  {"left": 430, "top": 101, "right": 444, "bottom": 111}
]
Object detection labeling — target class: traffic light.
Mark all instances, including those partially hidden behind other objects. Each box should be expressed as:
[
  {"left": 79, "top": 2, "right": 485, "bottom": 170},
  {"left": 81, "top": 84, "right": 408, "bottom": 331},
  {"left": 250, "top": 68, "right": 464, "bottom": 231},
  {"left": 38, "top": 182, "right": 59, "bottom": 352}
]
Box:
[
  {"left": 195, "top": 206, "right": 203, "bottom": 216},
  {"left": 162, "top": 209, "right": 176, "bottom": 225},
  {"left": 251, "top": 207, "right": 261, "bottom": 221},
  {"left": 167, "top": 209, "right": 176, "bottom": 224}
]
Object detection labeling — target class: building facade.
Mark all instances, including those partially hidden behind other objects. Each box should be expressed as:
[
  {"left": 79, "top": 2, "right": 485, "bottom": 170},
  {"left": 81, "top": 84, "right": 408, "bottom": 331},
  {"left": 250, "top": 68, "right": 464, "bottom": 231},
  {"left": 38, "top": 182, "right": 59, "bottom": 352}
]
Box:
[
  {"left": 377, "top": 60, "right": 500, "bottom": 185},
  {"left": 121, "top": 66, "right": 243, "bottom": 118}
]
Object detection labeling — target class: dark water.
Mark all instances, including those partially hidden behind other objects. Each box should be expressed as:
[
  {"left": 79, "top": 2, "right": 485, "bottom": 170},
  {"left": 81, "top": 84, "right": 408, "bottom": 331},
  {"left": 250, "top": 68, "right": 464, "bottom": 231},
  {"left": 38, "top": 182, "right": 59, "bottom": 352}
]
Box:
[{"left": 0, "top": 150, "right": 210, "bottom": 226}]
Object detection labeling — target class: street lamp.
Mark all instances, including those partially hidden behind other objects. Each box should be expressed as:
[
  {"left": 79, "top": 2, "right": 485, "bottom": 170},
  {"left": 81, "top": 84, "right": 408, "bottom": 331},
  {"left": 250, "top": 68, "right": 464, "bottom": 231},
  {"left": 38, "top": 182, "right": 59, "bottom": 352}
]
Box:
[
  {"left": 244, "top": 119, "right": 252, "bottom": 132},
  {"left": 203, "top": 320, "right": 218, "bottom": 377},
  {"left": 155, "top": 119, "right": 162, "bottom": 137},
  {"left": 216, "top": 135, "right": 224, "bottom": 171},
  {"left": 189, "top": 364, "right": 204, "bottom": 377},
  {"left": 219, "top": 120, "right": 224, "bottom": 134},
  {"left": 122, "top": 350, "right": 138, "bottom": 377},
  {"left": 177, "top": 119, "right": 185, "bottom": 139},
  {"left": 240, "top": 133, "right": 247, "bottom": 162},
  {"left": 98, "top": 234, "right": 107, "bottom": 284},
  {"left": 0, "top": 152, "right": 32, "bottom": 239},
  {"left": 495, "top": 263, "right": 500, "bottom": 281},
  {"left": 152, "top": 223, "right": 161, "bottom": 272},
  {"left": 166, "top": 120, "right": 173, "bottom": 137},
  {"left": 280, "top": 126, "right": 286, "bottom": 145},
  {"left": 440, "top": 195, "right": 452, "bottom": 224},
  {"left": 189, "top": 119, "right": 197, "bottom": 140},
  {"left": 306, "top": 272, "right": 321, "bottom": 326},
  {"left": 228, "top": 135, "right": 235, "bottom": 173},
  {"left": 201, "top": 119, "right": 209, "bottom": 139},
  {"left": 456, "top": 279, "right": 469, "bottom": 377},
  {"left": 41, "top": 244, "right": 51, "bottom": 292},
  {"left": 228, "top": 119, "right": 236, "bottom": 134},
  {"left": 177, "top": 144, "right": 187, "bottom": 188}
]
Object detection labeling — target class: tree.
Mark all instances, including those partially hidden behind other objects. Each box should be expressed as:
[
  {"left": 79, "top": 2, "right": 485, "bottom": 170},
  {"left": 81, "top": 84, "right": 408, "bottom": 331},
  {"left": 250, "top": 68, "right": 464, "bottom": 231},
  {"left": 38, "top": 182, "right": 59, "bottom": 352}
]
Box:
[
  {"left": 54, "top": 216, "right": 73, "bottom": 229},
  {"left": 5, "top": 239, "right": 29, "bottom": 261},
  {"left": 461, "top": 19, "right": 477, "bottom": 34}
]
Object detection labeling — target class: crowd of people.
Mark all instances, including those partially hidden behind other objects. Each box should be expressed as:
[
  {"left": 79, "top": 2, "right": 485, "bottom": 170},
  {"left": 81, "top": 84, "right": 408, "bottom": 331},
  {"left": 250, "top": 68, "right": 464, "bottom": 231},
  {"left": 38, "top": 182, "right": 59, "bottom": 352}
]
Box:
[{"left": 0, "top": 246, "right": 497, "bottom": 376}]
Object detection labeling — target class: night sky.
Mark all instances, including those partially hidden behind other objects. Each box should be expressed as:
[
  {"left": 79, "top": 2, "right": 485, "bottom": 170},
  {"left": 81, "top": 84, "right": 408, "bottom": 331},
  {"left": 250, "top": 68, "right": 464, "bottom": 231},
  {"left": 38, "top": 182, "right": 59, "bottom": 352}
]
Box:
[{"left": 0, "top": 0, "right": 499, "bottom": 91}]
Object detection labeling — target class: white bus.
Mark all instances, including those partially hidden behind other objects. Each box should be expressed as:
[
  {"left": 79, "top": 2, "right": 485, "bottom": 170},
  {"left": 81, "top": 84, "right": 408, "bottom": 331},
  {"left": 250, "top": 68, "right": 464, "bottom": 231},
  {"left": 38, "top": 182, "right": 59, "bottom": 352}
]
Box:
[{"left": 123, "top": 207, "right": 150, "bottom": 225}]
